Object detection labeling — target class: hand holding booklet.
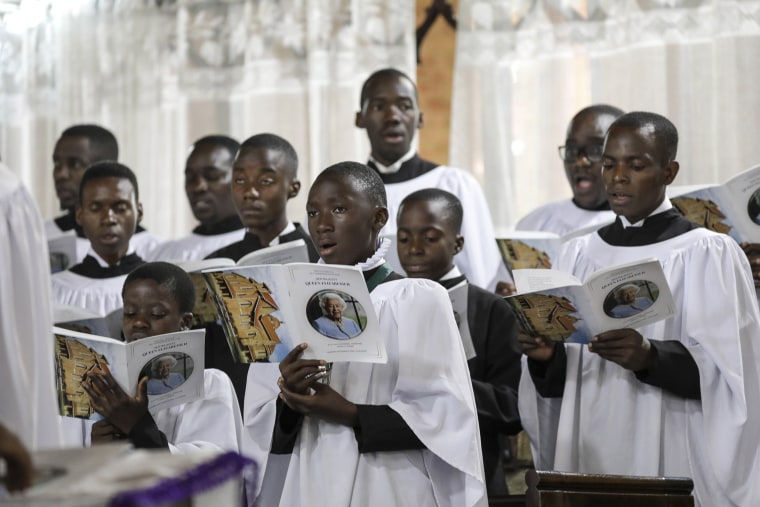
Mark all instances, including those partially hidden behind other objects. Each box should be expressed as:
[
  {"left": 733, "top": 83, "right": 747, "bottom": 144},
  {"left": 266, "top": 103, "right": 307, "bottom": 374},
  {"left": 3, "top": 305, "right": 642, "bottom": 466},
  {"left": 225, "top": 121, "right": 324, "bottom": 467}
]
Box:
[
  {"left": 202, "top": 262, "right": 386, "bottom": 364},
  {"left": 507, "top": 259, "right": 675, "bottom": 344},
  {"left": 53, "top": 327, "right": 205, "bottom": 419}
]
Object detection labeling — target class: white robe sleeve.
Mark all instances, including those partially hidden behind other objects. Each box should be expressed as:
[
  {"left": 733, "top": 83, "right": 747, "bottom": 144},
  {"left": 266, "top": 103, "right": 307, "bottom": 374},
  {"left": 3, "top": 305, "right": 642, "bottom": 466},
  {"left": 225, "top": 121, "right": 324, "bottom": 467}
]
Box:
[
  {"left": 154, "top": 369, "right": 243, "bottom": 453},
  {"left": 0, "top": 165, "right": 62, "bottom": 450},
  {"left": 378, "top": 280, "right": 486, "bottom": 507}
]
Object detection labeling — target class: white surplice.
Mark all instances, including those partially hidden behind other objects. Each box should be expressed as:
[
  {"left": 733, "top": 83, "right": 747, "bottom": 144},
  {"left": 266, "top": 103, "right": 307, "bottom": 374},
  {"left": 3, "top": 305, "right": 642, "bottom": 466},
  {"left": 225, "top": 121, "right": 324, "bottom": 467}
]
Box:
[
  {"left": 383, "top": 166, "right": 510, "bottom": 292},
  {"left": 245, "top": 278, "right": 486, "bottom": 507},
  {"left": 62, "top": 369, "right": 243, "bottom": 453},
  {"left": 515, "top": 198, "right": 616, "bottom": 236},
  {"left": 0, "top": 164, "right": 63, "bottom": 450},
  {"left": 147, "top": 228, "right": 245, "bottom": 262},
  {"left": 519, "top": 227, "right": 760, "bottom": 507}
]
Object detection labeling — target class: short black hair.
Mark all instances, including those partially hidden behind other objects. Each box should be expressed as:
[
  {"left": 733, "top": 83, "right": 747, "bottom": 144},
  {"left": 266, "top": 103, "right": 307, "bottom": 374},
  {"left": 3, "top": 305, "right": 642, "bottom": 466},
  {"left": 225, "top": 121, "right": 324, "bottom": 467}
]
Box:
[
  {"left": 315, "top": 161, "right": 387, "bottom": 208},
  {"left": 399, "top": 188, "right": 463, "bottom": 233},
  {"left": 190, "top": 135, "right": 240, "bottom": 161},
  {"left": 239, "top": 133, "right": 298, "bottom": 178},
  {"left": 123, "top": 262, "right": 195, "bottom": 314},
  {"left": 60, "top": 124, "right": 119, "bottom": 162},
  {"left": 78, "top": 161, "right": 139, "bottom": 206},
  {"left": 608, "top": 111, "right": 678, "bottom": 164},
  {"left": 359, "top": 68, "right": 418, "bottom": 108}
]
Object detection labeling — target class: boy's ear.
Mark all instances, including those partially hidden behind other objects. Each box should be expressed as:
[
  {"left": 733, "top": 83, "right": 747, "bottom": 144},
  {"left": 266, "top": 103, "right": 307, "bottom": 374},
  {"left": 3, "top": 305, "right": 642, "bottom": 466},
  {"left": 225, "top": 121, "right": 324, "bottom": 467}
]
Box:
[
  {"left": 287, "top": 180, "right": 301, "bottom": 199},
  {"left": 663, "top": 160, "right": 679, "bottom": 185},
  {"left": 179, "top": 313, "right": 193, "bottom": 331},
  {"left": 355, "top": 110, "right": 365, "bottom": 129},
  {"left": 372, "top": 206, "right": 389, "bottom": 232},
  {"left": 454, "top": 235, "right": 464, "bottom": 254},
  {"left": 136, "top": 202, "right": 144, "bottom": 224},
  {"left": 75, "top": 206, "right": 82, "bottom": 226},
  {"left": 418, "top": 111, "right": 424, "bottom": 129}
]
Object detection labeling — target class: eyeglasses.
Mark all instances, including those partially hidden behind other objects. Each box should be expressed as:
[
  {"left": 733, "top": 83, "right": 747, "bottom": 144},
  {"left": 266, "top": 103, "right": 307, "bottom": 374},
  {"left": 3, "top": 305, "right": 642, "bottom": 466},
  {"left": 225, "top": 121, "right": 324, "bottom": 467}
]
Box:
[{"left": 558, "top": 144, "right": 604, "bottom": 163}]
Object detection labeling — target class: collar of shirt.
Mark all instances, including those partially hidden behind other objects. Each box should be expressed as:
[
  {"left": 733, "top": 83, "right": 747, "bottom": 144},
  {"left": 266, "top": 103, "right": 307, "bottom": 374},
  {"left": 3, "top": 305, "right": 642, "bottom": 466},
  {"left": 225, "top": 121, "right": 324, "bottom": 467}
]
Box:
[
  {"left": 439, "top": 265, "right": 462, "bottom": 282},
  {"left": 619, "top": 199, "right": 673, "bottom": 228},
  {"left": 86, "top": 245, "right": 137, "bottom": 267},
  {"left": 368, "top": 147, "right": 417, "bottom": 174},
  {"left": 269, "top": 222, "right": 296, "bottom": 246}
]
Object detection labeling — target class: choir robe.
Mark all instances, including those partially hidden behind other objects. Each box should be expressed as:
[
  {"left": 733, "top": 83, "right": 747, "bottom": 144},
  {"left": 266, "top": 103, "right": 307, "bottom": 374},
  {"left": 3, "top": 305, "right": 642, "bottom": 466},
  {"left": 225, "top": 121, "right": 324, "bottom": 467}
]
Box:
[
  {"left": 518, "top": 207, "right": 760, "bottom": 507},
  {"left": 62, "top": 369, "right": 243, "bottom": 454},
  {"left": 515, "top": 198, "right": 615, "bottom": 236},
  {"left": 45, "top": 211, "right": 162, "bottom": 263},
  {"left": 440, "top": 274, "right": 522, "bottom": 495},
  {"left": 371, "top": 154, "right": 510, "bottom": 292},
  {"left": 245, "top": 273, "right": 487, "bottom": 507},
  {"left": 204, "top": 223, "right": 319, "bottom": 409},
  {"left": 147, "top": 217, "right": 245, "bottom": 262},
  {"left": 51, "top": 251, "right": 145, "bottom": 315},
  {"left": 0, "top": 163, "right": 62, "bottom": 449}
]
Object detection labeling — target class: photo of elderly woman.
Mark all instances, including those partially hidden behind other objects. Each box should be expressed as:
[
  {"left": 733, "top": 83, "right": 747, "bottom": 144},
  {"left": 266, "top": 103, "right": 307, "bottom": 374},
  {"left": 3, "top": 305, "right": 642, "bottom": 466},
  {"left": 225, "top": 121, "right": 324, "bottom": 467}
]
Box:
[
  {"left": 603, "top": 280, "right": 658, "bottom": 319},
  {"left": 140, "top": 353, "right": 193, "bottom": 395},
  {"left": 307, "top": 291, "right": 365, "bottom": 340}
]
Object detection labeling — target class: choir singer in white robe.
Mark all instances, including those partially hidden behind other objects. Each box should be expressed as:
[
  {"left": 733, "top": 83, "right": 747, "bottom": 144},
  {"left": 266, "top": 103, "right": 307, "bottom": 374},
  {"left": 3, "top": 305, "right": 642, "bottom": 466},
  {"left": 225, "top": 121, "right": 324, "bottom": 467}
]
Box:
[{"left": 518, "top": 112, "right": 760, "bottom": 507}]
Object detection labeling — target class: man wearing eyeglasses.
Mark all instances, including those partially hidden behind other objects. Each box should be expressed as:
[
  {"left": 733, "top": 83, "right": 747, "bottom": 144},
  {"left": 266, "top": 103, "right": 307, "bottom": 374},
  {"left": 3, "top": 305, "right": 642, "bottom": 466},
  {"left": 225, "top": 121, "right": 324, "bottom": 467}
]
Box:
[{"left": 516, "top": 105, "right": 623, "bottom": 235}]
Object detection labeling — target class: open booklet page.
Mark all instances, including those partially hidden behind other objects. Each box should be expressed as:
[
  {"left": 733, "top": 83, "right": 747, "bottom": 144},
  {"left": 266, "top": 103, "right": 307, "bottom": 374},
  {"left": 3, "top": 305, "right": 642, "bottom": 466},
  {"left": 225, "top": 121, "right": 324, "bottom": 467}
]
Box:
[
  {"left": 202, "top": 262, "right": 386, "bottom": 364},
  {"left": 507, "top": 258, "right": 675, "bottom": 344},
  {"left": 496, "top": 221, "right": 613, "bottom": 275},
  {"left": 670, "top": 163, "right": 760, "bottom": 242},
  {"left": 54, "top": 303, "right": 124, "bottom": 339},
  {"left": 48, "top": 232, "right": 78, "bottom": 273},
  {"left": 53, "top": 327, "right": 205, "bottom": 418},
  {"left": 447, "top": 281, "right": 476, "bottom": 360}
]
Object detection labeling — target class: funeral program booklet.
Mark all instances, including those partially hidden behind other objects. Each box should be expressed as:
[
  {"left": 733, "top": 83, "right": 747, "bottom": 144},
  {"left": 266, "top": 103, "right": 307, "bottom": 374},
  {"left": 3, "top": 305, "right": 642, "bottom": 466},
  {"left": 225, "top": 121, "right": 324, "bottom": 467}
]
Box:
[
  {"left": 496, "top": 222, "right": 612, "bottom": 275},
  {"left": 54, "top": 303, "right": 124, "bottom": 340},
  {"left": 506, "top": 258, "right": 675, "bottom": 344},
  {"left": 179, "top": 239, "right": 311, "bottom": 327},
  {"left": 670, "top": 163, "right": 760, "bottom": 242},
  {"left": 53, "top": 327, "right": 205, "bottom": 419},
  {"left": 203, "top": 263, "right": 386, "bottom": 364}
]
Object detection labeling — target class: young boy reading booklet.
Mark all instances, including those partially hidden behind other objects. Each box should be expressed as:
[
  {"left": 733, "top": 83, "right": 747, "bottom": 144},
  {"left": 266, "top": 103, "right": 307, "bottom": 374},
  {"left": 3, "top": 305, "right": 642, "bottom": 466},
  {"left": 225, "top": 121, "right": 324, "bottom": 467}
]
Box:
[
  {"left": 396, "top": 188, "right": 521, "bottom": 496},
  {"left": 518, "top": 112, "right": 760, "bottom": 507},
  {"left": 59, "top": 262, "right": 242, "bottom": 453},
  {"left": 244, "top": 162, "right": 486, "bottom": 506}
]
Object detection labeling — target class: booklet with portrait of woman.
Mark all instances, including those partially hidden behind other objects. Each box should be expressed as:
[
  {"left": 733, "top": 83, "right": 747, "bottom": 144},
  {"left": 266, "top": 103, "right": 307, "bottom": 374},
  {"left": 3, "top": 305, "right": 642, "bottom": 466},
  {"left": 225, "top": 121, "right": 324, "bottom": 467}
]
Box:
[
  {"left": 202, "top": 263, "right": 386, "bottom": 365},
  {"left": 52, "top": 327, "right": 205, "bottom": 419}
]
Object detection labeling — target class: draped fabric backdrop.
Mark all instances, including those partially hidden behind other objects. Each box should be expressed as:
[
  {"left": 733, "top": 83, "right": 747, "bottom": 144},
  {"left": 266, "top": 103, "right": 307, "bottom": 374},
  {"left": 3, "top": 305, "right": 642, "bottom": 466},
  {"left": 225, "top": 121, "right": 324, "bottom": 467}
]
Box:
[
  {"left": 0, "top": 0, "right": 415, "bottom": 239},
  {"left": 452, "top": 0, "right": 760, "bottom": 232}
]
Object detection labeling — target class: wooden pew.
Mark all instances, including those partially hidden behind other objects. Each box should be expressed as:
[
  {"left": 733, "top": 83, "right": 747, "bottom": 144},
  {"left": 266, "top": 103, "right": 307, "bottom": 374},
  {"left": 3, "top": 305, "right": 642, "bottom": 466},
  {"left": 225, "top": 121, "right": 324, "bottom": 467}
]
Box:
[{"left": 525, "top": 469, "right": 694, "bottom": 507}]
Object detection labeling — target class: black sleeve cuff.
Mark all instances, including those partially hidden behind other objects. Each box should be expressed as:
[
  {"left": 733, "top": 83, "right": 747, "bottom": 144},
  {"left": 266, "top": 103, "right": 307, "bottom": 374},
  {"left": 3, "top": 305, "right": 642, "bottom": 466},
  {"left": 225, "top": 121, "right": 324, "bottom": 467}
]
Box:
[
  {"left": 635, "top": 340, "right": 701, "bottom": 400},
  {"left": 526, "top": 342, "right": 567, "bottom": 398},
  {"left": 270, "top": 397, "right": 304, "bottom": 454},
  {"left": 128, "top": 412, "right": 169, "bottom": 449},
  {"left": 354, "top": 405, "right": 425, "bottom": 453}
]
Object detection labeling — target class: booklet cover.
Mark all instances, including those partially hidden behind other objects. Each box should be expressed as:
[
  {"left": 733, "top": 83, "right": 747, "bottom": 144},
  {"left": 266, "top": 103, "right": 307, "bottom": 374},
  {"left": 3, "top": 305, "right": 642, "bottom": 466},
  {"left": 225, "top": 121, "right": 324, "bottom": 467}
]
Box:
[
  {"left": 53, "top": 303, "right": 124, "bottom": 340},
  {"left": 670, "top": 163, "right": 760, "bottom": 242},
  {"left": 203, "top": 262, "right": 386, "bottom": 364},
  {"left": 506, "top": 259, "right": 675, "bottom": 344},
  {"left": 53, "top": 327, "right": 205, "bottom": 419}
]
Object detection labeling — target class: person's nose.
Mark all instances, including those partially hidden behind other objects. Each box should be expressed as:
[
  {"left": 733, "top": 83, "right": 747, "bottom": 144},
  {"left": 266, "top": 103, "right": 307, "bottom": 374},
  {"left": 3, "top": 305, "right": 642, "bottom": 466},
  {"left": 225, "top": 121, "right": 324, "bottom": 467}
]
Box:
[
  {"left": 242, "top": 183, "right": 261, "bottom": 200},
  {"left": 384, "top": 104, "right": 402, "bottom": 124},
  {"left": 313, "top": 211, "right": 333, "bottom": 232},
  {"left": 188, "top": 176, "right": 208, "bottom": 194},
  {"left": 408, "top": 236, "right": 424, "bottom": 255},
  {"left": 102, "top": 207, "right": 117, "bottom": 225},
  {"left": 610, "top": 164, "right": 629, "bottom": 183}
]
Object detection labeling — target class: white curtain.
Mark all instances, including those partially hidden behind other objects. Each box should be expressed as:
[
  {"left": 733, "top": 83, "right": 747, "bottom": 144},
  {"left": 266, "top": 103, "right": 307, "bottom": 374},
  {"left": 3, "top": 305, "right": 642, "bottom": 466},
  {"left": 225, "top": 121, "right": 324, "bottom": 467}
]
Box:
[
  {"left": 0, "top": 0, "right": 415, "bottom": 239},
  {"left": 452, "top": 0, "right": 760, "bottom": 231}
]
